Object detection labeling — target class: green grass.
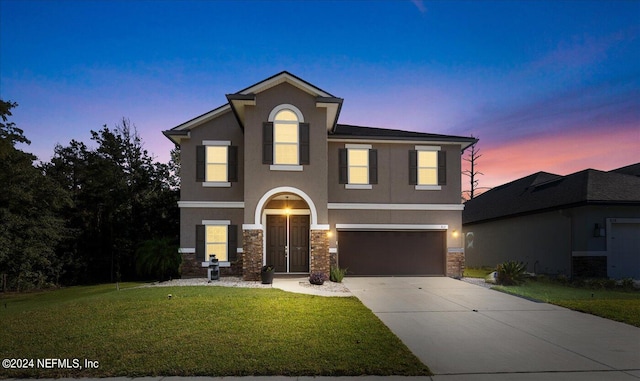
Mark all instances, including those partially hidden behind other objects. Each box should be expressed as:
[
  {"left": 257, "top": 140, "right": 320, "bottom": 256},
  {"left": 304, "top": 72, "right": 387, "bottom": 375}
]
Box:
[
  {"left": 493, "top": 281, "right": 640, "bottom": 327},
  {"left": 0, "top": 284, "right": 430, "bottom": 378},
  {"left": 463, "top": 266, "right": 494, "bottom": 278}
]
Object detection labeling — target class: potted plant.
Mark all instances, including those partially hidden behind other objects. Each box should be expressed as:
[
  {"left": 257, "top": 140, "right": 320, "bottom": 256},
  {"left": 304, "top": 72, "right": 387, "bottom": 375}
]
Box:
[
  {"left": 261, "top": 265, "right": 275, "bottom": 284},
  {"left": 309, "top": 272, "right": 328, "bottom": 285}
]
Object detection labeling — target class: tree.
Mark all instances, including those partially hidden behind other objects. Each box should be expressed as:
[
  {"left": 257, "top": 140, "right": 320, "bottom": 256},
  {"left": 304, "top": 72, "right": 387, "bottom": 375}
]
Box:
[
  {"left": 45, "top": 118, "right": 179, "bottom": 284},
  {"left": 0, "top": 100, "right": 68, "bottom": 290},
  {"left": 462, "top": 137, "right": 487, "bottom": 200}
]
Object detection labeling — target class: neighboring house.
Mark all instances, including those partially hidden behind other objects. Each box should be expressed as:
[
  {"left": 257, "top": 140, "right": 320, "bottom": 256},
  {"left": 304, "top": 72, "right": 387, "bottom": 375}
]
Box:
[
  {"left": 463, "top": 164, "right": 640, "bottom": 279},
  {"left": 163, "top": 71, "right": 477, "bottom": 280}
]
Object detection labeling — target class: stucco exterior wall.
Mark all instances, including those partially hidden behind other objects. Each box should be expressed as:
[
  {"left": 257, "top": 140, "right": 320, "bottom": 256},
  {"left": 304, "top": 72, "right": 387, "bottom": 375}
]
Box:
[
  {"left": 328, "top": 209, "right": 463, "bottom": 250},
  {"left": 242, "top": 82, "right": 329, "bottom": 225},
  {"left": 327, "top": 142, "right": 462, "bottom": 204},
  {"left": 463, "top": 210, "right": 572, "bottom": 275},
  {"left": 179, "top": 109, "right": 244, "bottom": 202},
  {"left": 179, "top": 208, "right": 244, "bottom": 250}
]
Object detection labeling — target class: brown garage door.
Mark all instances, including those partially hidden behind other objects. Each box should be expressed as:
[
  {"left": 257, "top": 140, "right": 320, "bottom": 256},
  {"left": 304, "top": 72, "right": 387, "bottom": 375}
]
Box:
[{"left": 338, "top": 230, "right": 446, "bottom": 276}]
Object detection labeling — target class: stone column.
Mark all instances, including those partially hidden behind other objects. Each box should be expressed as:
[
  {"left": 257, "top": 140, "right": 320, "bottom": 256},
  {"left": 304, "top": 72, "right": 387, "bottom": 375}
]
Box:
[
  {"left": 446, "top": 250, "right": 465, "bottom": 278},
  {"left": 310, "top": 230, "right": 330, "bottom": 275},
  {"left": 242, "top": 229, "right": 263, "bottom": 281}
]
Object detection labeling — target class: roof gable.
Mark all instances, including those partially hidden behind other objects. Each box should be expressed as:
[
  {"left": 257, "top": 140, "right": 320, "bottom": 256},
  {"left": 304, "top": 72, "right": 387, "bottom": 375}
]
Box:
[{"left": 163, "top": 71, "right": 343, "bottom": 143}]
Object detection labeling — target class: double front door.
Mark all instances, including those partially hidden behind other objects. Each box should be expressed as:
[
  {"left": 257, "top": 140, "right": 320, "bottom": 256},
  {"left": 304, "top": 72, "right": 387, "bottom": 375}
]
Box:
[{"left": 266, "top": 214, "right": 310, "bottom": 273}]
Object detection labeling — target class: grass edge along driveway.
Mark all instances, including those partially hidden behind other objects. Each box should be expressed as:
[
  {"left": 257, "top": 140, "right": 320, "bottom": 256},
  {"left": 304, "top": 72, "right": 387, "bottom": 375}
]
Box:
[
  {"left": 493, "top": 281, "right": 640, "bottom": 328},
  {"left": 0, "top": 284, "right": 431, "bottom": 378}
]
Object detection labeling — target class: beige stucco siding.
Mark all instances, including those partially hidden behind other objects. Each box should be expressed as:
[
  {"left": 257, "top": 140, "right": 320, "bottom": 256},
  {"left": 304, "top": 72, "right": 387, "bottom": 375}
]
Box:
[
  {"left": 179, "top": 109, "right": 244, "bottom": 202},
  {"left": 242, "top": 82, "right": 329, "bottom": 225},
  {"left": 328, "top": 209, "right": 463, "bottom": 250},
  {"left": 327, "top": 142, "right": 462, "bottom": 204},
  {"left": 179, "top": 208, "right": 244, "bottom": 250}
]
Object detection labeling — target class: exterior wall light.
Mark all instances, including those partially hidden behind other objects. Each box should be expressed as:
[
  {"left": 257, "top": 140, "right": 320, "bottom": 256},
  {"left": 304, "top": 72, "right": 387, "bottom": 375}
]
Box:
[
  {"left": 593, "top": 223, "right": 605, "bottom": 237},
  {"left": 452, "top": 229, "right": 459, "bottom": 238}
]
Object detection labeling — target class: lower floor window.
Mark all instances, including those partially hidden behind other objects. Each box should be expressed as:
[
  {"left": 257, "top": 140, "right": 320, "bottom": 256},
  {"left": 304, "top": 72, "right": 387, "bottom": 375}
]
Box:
[{"left": 206, "top": 225, "right": 228, "bottom": 261}]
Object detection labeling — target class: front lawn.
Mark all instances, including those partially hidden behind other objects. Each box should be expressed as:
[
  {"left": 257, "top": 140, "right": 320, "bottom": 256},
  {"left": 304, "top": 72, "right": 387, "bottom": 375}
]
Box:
[
  {"left": 0, "top": 284, "right": 430, "bottom": 378},
  {"left": 463, "top": 266, "right": 494, "bottom": 279},
  {"left": 493, "top": 281, "right": 640, "bottom": 327}
]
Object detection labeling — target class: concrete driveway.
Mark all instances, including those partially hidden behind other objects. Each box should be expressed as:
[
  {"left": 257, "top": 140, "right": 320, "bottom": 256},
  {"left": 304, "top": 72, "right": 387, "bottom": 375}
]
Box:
[{"left": 344, "top": 277, "right": 640, "bottom": 380}]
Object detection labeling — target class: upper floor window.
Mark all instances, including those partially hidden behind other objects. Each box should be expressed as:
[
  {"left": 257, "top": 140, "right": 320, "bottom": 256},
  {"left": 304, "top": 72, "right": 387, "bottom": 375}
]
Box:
[
  {"left": 339, "top": 144, "right": 378, "bottom": 189},
  {"left": 206, "top": 146, "right": 228, "bottom": 182},
  {"left": 409, "top": 146, "right": 446, "bottom": 190},
  {"left": 274, "top": 109, "right": 299, "bottom": 165},
  {"left": 263, "top": 104, "right": 309, "bottom": 170},
  {"left": 196, "top": 141, "right": 238, "bottom": 187},
  {"left": 417, "top": 150, "right": 438, "bottom": 185}
]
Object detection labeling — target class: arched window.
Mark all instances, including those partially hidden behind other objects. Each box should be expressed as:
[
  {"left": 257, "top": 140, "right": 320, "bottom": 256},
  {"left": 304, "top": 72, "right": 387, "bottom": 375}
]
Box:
[
  {"left": 273, "top": 109, "right": 299, "bottom": 165},
  {"left": 263, "top": 104, "right": 309, "bottom": 168}
]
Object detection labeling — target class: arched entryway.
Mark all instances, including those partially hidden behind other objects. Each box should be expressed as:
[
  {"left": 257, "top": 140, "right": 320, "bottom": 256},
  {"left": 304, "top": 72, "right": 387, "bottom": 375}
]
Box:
[
  {"left": 263, "top": 194, "right": 310, "bottom": 273},
  {"left": 242, "top": 186, "right": 329, "bottom": 280}
]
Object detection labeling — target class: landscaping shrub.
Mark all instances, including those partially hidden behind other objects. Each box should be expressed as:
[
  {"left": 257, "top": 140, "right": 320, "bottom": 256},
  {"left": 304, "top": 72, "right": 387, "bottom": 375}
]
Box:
[
  {"left": 495, "top": 260, "right": 527, "bottom": 286},
  {"left": 330, "top": 266, "right": 347, "bottom": 283},
  {"left": 309, "top": 272, "right": 328, "bottom": 285}
]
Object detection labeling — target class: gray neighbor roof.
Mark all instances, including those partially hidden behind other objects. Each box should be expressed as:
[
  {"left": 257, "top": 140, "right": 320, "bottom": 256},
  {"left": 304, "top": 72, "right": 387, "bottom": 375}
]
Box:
[{"left": 463, "top": 163, "right": 640, "bottom": 225}]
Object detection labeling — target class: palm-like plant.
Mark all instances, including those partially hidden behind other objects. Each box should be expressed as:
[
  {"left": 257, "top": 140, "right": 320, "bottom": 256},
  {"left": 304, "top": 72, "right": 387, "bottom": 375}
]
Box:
[
  {"left": 135, "top": 237, "right": 180, "bottom": 281},
  {"left": 496, "top": 260, "right": 527, "bottom": 286}
]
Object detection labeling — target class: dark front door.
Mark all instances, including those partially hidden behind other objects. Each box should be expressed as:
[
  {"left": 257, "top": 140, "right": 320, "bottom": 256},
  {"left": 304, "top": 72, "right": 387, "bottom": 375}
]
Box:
[
  {"left": 289, "top": 215, "right": 310, "bottom": 272},
  {"left": 266, "top": 215, "right": 287, "bottom": 272},
  {"left": 266, "top": 214, "right": 310, "bottom": 273}
]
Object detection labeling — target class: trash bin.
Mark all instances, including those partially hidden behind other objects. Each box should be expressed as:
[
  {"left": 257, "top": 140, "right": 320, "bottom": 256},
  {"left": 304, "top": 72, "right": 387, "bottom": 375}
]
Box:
[{"left": 208, "top": 255, "right": 220, "bottom": 281}]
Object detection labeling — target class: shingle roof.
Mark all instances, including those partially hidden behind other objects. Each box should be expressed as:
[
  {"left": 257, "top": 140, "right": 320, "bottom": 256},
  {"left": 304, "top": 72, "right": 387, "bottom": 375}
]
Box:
[
  {"left": 331, "top": 124, "right": 478, "bottom": 146},
  {"left": 463, "top": 165, "right": 640, "bottom": 225}
]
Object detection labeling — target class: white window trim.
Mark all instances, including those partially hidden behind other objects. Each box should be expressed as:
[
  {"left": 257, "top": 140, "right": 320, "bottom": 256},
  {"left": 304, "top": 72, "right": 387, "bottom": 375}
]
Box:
[
  {"left": 203, "top": 140, "right": 231, "bottom": 146},
  {"left": 203, "top": 182, "right": 232, "bottom": 187},
  {"left": 414, "top": 145, "right": 441, "bottom": 190},
  {"left": 327, "top": 203, "right": 464, "bottom": 211},
  {"left": 201, "top": 220, "right": 230, "bottom": 266},
  {"left": 178, "top": 201, "right": 244, "bottom": 208},
  {"left": 345, "top": 144, "right": 373, "bottom": 189},
  {"left": 345, "top": 184, "right": 373, "bottom": 190},
  {"left": 270, "top": 164, "right": 303, "bottom": 171},
  {"left": 416, "top": 185, "right": 442, "bottom": 191},
  {"left": 202, "top": 140, "right": 231, "bottom": 187},
  {"left": 268, "top": 104, "right": 305, "bottom": 122},
  {"left": 415, "top": 145, "right": 441, "bottom": 151},
  {"left": 269, "top": 104, "right": 304, "bottom": 167},
  {"left": 336, "top": 224, "right": 449, "bottom": 231}
]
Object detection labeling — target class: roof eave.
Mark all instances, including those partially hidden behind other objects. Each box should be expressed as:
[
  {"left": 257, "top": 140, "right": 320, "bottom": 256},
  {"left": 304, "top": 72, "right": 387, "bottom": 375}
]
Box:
[
  {"left": 226, "top": 93, "right": 257, "bottom": 131},
  {"left": 162, "top": 130, "right": 190, "bottom": 145},
  {"left": 316, "top": 96, "right": 343, "bottom": 132}
]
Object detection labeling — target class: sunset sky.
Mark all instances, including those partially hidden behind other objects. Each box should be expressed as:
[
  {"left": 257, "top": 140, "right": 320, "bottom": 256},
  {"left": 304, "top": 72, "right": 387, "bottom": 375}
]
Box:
[{"left": 1, "top": 0, "right": 638, "bottom": 190}]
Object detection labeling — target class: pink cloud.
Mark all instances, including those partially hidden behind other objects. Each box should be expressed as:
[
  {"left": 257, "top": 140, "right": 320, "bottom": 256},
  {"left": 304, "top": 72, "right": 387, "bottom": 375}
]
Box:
[{"left": 466, "top": 126, "right": 639, "bottom": 190}]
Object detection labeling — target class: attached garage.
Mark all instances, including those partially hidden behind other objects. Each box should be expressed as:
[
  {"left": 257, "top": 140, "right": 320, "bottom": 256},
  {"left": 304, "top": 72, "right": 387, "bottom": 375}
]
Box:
[{"left": 338, "top": 230, "right": 446, "bottom": 276}]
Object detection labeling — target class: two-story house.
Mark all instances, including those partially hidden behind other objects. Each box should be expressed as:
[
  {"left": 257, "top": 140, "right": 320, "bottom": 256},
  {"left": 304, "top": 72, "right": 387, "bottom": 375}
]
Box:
[{"left": 163, "top": 72, "right": 477, "bottom": 280}]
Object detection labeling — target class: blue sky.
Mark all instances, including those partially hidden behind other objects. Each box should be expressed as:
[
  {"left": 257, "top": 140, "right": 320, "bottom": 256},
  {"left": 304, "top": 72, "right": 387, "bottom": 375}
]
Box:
[{"left": 1, "top": 0, "right": 638, "bottom": 188}]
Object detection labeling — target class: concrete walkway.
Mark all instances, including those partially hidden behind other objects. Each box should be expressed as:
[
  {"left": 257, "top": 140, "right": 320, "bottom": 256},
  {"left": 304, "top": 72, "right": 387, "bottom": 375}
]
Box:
[{"left": 343, "top": 277, "right": 640, "bottom": 380}]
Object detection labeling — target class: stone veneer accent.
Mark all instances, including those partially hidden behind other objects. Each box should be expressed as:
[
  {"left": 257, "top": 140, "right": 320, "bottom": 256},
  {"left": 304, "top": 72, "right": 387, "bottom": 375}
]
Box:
[
  {"left": 446, "top": 251, "right": 465, "bottom": 278},
  {"left": 181, "top": 253, "right": 207, "bottom": 278},
  {"left": 242, "top": 229, "right": 263, "bottom": 281},
  {"left": 310, "top": 230, "right": 330, "bottom": 275}
]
